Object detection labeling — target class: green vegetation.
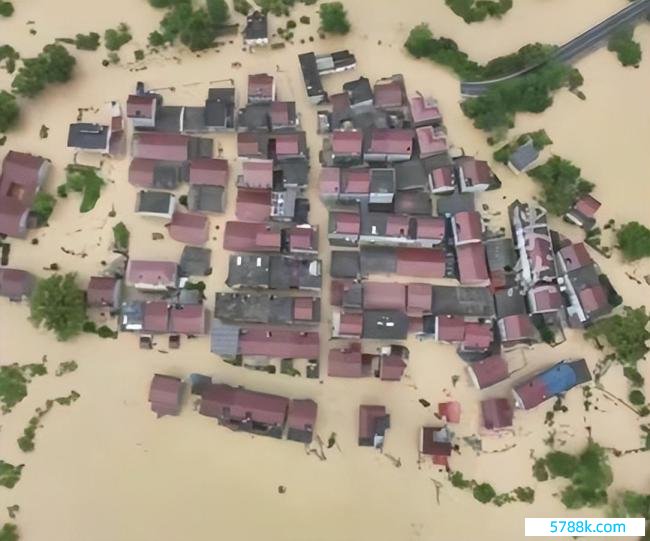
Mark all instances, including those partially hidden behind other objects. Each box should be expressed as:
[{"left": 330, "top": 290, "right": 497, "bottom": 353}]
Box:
[
  {"left": 449, "top": 471, "right": 535, "bottom": 506},
  {"left": 30, "top": 273, "right": 87, "bottom": 342},
  {"left": 148, "top": 0, "right": 231, "bottom": 51},
  {"left": 12, "top": 43, "right": 76, "bottom": 98},
  {"left": 0, "top": 462, "right": 23, "bottom": 489},
  {"left": 586, "top": 306, "right": 650, "bottom": 366},
  {"left": 17, "top": 391, "right": 80, "bottom": 452},
  {"left": 527, "top": 156, "right": 593, "bottom": 216},
  {"left": 0, "top": 523, "right": 18, "bottom": 541},
  {"left": 608, "top": 27, "right": 642, "bottom": 67},
  {"left": 112, "top": 221, "right": 130, "bottom": 251},
  {"left": 82, "top": 321, "right": 118, "bottom": 339},
  {"left": 532, "top": 458, "right": 549, "bottom": 481},
  {"left": 445, "top": 0, "right": 512, "bottom": 23},
  {"left": 104, "top": 23, "right": 132, "bottom": 51},
  {"left": 617, "top": 222, "right": 650, "bottom": 261},
  {"left": 74, "top": 32, "right": 101, "bottom": 51},
  {"left": 234, "top": 0, "right": 252, "bottom": 15},
  {"left": 134, "top": 49, "right": 145, "bottom": 61},
  {"left": 0, "top": 45, "right": 20, "bottom": 73},
  {"left": 0, "top": 1, "right": 13, "bottom": 17},
  {"left": 55, "top": 360, "right": 78, "bottom": 376},
  {"left": 630, "top": 390, "right": 646, "bottom": 406},
  {"left": 535, "top": 442, "right": 613, "bottom": 509},
  {"left": 0, "top": 361, "right": 47, "bottom": 413},
  {"left": 0, "top": 91, "right": 19, "bottom": 132},
  {"left": 30, "top": 192, "right": 56, "bottom": 224},
  {"left": 609, "top": 491, "right": 650, "bottom": 522},
  {"left": 62, "top": 165, "right": 105, "bottom": 213},
  {"left": 319, "top": 2, "right": 350, "bottom": 34},
  {"left": 493, "top": 129, "right": 552, "bottom": 164}
]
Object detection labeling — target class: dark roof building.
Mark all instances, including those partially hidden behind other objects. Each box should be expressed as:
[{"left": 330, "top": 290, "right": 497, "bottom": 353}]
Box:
[
  {"left": 244, "top": 11, "right": 268, "bottom": 46},
  {"left": 149, "top": 374, "right": 184, "bottom": 418},
  {"left": 86, "top": 276, "right": 121, "bottom": 308},
  {"left": 135, "top": 190, "right": 175, "bottom": 218},
  {"left": 481, "top": 398, "right": 514, "bottom": 430},
  {"left": 188, "top": 185, "right": 226, "bottom": 214},
  {"left": 420, "top": 426, "right": 452, "bottom": 460},
  {"left": 226, "top": 254, "right": 322, "bottom": 290},
  {"left": 67, "top": 123, "right": 111, "bottom": 153},
  {"left": 358, "top": 405, "right": 389, "bottom": 448},
  {"left": 179, "top": 246, "right": 212, "bottom": 276},
  {"left": 565, "top": 195, "right": 601, "bottom": 231},
  {"left": 128, "top": 158, "right": 186, "bottom": 190},
  {"left": 508, "top": 138, "right": 540, "bottom": 173},
  {"left": 214, "top": 292, "right": 320, "bottom": 325},
  {"left": 0, "top": 268, "right": 34, "bottom": 301}
]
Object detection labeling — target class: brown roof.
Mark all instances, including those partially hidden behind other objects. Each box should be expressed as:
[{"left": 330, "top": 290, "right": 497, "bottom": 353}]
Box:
[
  {"left": 320, "top": 167, "right": 341, "bottom": 195},
  {"left": 236, "top": 188, "right": 271, "bottom": 222},
  {"left": 331, "top": 212, "right": 360, "bottom": 235},
  {"left": 127, "top": 94, "right": 156, "bottom": 119},
  {"left": 126, "top": 260, "right": 177, "bottom": 288},
  {"left": 481, "top": 398, "right": 513, "bottom": 430},
  {"left": 248, "top": 73, "right": 274, "bottom": 101},
  {"left": 363, "top": 282, "right": 406, "bottom": 311},
  {"left": 338, "top": 311, "right": 363, "bottom": 337},
  {"left": 330, "top": 92, "right": 351, "bottom": 113},
  {"left": 468, "top": 354, "right": 509, "bottom": 389},
  {"left": 287, "top": 399, "right": 317, "bottom": 432},
  {"left": 373, "top": 80, "right": 403, "bottom": 108},
  {"left": 223, "top": 221, "right": 281, "bottom": 252},
  {"left": 328, "top": 343, "right": 364, "bottom": 377},
  {"left": 287, "top": 226, "right": 318, "bottom": 252},
  {"left": 148, "top": 374, "right": 183, "bottom": 417},
  {"left": 573, "top": 195, "right": 601, "bottom": 218},
  {"left": 359, "top": 405, "right": 387, "bottom": 441},
  {"left": 237, "top": 132, "right": 263, "bottom": 158},
  {"left": 368, "top": 129, "right": 413, "bottom": 155},
  {"left": 0, "top": 268, "right": 33, "bottom": 300},
  {"left": 133, "top": 133, "right": 190, "bottom": 161},
  {"left": 420, "top": 426, "right": 452, "bottom": 456},
  {"left": 558, "top": 242, "right": 593, "bottom": 272},
  {"left": 456, "top": 243, "right": 489, "bottom": 285},
  {"left": 239, "top": 327, "right": 320, "bottom": 359},
  {"left": 453, "top": 211, "right": 483, "bottom": 244},
  {"left": 499, "top": 314, "right": 535, "bottom": 342},
  {"left": 386, "top": 215, "right": 410, "bottom": 237},
  {"left": 438, "top": 401, "right": 461, "bottom": 423},
  {"left": 169, "top": 304, "right": 206, "bottom": 334},
  {"left": 200, "top": 383, "right": 288, "bottom": 426},
  {"left": 86, "top": 276, "right": 118, "bottom": 307},
  {"left": 270, "top": 101, "right": 295, "bottom": 127},
  {"left": 430, "top": 166, "right": 455, "bottom": 191},
  {"left": 342, "top": 168, "right": 370, "bottom": 193},
  {"left": 406, "top": 283, "right": 433, "bottom": 316},
  {"left": 462, "top": 322, "right": 493, "bottom": 350},
  {"left": 189, "top": 158, "right": 228, "bottom": 186},
  {"left": 530, "top": 284, "right": 563, "bottom": 313},
  {"left": 167, "top": 212, "right": 209, "bottom": 245},
  {"left": 275, "top": 133, "right": 300, "bottom": 156},
  {"left": 409, "top": 95, "right": 442, "bottom": 125},
  {"left": 332, "top": 130, "right": 363, "bottom": 155},
  {"left": 395, "top": 248, "right": 446, "bottom": 278},
  {"left": 415, "top": 217, "right": 446, "bottom": 241},
  {"left": 457, "top": 156, "right": 493, "bottom": 186},
  {"left": 143, "top": 301, "right": 170, "bottom": 333}
]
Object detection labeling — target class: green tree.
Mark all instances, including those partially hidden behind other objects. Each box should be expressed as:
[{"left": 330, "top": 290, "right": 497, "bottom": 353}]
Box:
[
  {"left": 12, "top": 43, "right": 76, "bottom": 98},
  {"left": 234, "top": 0, "right": 252, "bottom": 14},
  {"left": 180, "top": 9, "right": 218, "bottom": 51},
  {"left": 586, "top": 306, "right": 650, "bottom": 366},
  {"left": 545, "top": 451, "right": 578, "bottom": 478},
  {"left": 446, "top": 0, "right": 512, "bottom": 23},
  {"left": 0, "top": 1, "right": 13, "bottom": 17},
  {"left": 31, "top": 192, "right": 56, "bottom": 224},
  {"left": 0, "top": 90, "right": 19, "bottom": 132},
  {"left": 104, "top": 23, "right": 132, "bottom": 51},
  {"left": 319, "top": 2, "right": 350, "bottom": 34},
  {"left": 207, "top": 0, "right": 229, "bottom": 24},
  {"left": 75, "top": 32, "right": 101, "bottom": 51},
  {"left": 617, "top": 222, "right": 650, "bottom": 261},
  {"left": 0, "top": 461, "right": 23, "bottom": 489},
  {"left": 608, "top": 28, "right": 642, "bottom": 67},
  {"left": 527, "top": 155, "right": 594, "bottom": 215},
  {"left": 629, "top": 390, "right": 646, "bottom": 406},
  {"left": 29, "top": 273, "right": 87, "bottom": 341},
  {"left": 112, "top": 221, "right": 130, "bottom": 251},
  {"left": 473, "top": 483, "right": 496, "bottom": 503}
]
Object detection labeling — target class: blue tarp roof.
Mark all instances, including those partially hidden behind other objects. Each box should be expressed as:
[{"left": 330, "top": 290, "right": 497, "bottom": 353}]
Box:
[{"left": 538, "top": 363, "right": 578, "bottom": 396}]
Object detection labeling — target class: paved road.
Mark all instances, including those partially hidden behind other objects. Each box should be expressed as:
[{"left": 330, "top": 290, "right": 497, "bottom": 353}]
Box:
[{"left": 460, "top": 0, "right": 650, "bottom": 97}]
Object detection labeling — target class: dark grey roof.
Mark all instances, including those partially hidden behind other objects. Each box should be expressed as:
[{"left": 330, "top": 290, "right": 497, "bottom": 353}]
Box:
[
  {"left": 226, "top": 254, "right": 271, "bottom": 288},
  {"left": 210, "top": 320, "right": 240, "bottom": 358},
  {"left": 298, "top": 52, "right": 325, "bottom": 98},
  {"left": 188, "top": 137, "right": 214, "bottom": 159},
  {"left": 422, "top": 153, "right": 454, "bottom": 173},
  {"left": 214, "top": 292, "right": 320, "bottom": 325},
  {"left": 188, "top": 185, "right": 225, "bottom": 213},
  {"left": 136, "top": 191, "right": 173, "bottom": 213},
  {"left": 493, "top": 287, "right": 527, "bottom": 318},
  {"left": 341, "top": 282, "right": 363, "bottom": 310},
  {"left": 155, "top": 106, "right": 183, "bottom": 133},
  {"left": 436, "top": 192, "right": 475, "bottom": 216},
  {"left": 329, "top": 50, "right": 356, "bottom": 71},
  {"left": 244, "top": 11, "right": 268, "bottom": 40},
  {"left": 271, "top": 189, "right": 297, "bottom": 219},
  {"left": 67, "top": 123, "right": 109, "bottom": 150},
  {"left": 331, "top": 251, "right": 360, "bottom": 278},
  {"left": 430, "top": 285, "right": 495, "bottom": 317},
  {"left": 277, "top": 158, "right": 310, "bottom": 186},
  {"left": 152, "top": 162, "right": 186, "bottom": 189},
  {"left": 180, "top": 246, "right": 212, "bottom": 276},
  {"left": 238, "top": 103, "right": 271, "bottom": 131},
  {"left": 362, "top": 310, "right": 408, "bottom": 340},
  {"left": 394, "top": 191, "right": 433, "bottom": 215},
  {"left": 567, "top": 359, "right": 591, "bottom": 385},
  {"left": 360, "top": 246, "right": 397, "bottom": 275},
  {"left": 269, "top": 256, "right": 322, "bottom": 290},
  {"left": 509, "top": 139, "right": 539, "bottom": 172},
  {"left": 485, "top": 237, "right": 517, "bottom": 272},
  {"left": 394, "top": 159, "right": 428, "bottom": 191},
  {"left": 343, "top": 77, "right": 373, "bottom": 105},
  {"left": 206, "top": 88, "right": 235, "bottom": 129},
  {"left": 370, "top": 168, "right": 396, "bottom": 194}
]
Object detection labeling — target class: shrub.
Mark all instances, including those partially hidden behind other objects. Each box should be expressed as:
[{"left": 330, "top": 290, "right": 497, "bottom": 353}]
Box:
[
  {"left": 287, "top": 20, "right": 297, "bottom": 29},
  {"left": 608, "top": 27, "right": 642, "bottom": 67},
  {"left": 586, "top": 306, "right": 650, "bottom": 366},
  {"left": 112, "top": 222, "right": 130, "bottom": 251},
  {"left": 629, "top": 390, "right": 646, "bottom": 406},
  {"left": 0, "top": 1, "right": 13, "bottom": 17},
  {"left": 97, "top": 325, "right": 117, "bottom": 339},
  {"left": 75, "top": 32, "right": 101, "bottom": 51},
  {"left": 445, "top": 0, "right": 512, "bottom": 23},
  {"left": 12, "top": 43, "right": 76, "bottom": 98},
  {"left": 473, "top": 483, "right": 496, "bottom": 503},
  {"left": 207, "top": 0, "right": 229, "bottom": 24},
  {"left": 234, "top": 0, "right": 252, "bottom": 15},
  {"left": 104, "top": 23, "right": 132, "bottom": 51},
  {"left": 545, "top": 451, "right": 578, "bottom": 478},
  {"left": 0, "top": 461, "right": 23, "bottom": 488},
  {"left": 300, "top": 15, "right": 310, "bottom": 24},
  {"left": 31, "top": 192, "right": 56, "bottom": 224},
  {"left": 319, "top": 2, "right": 350, "bottom": 34},
  {"left": 0, "top": 90, "right": 19, "bottom": 132},
  {"left": 134, "top": 49, "right": 145, "bottom": 61},
  {"left": 617, "top": 222, "right": 650, "bottom": 261},
  {"left": 30, "top": 274, "right": 86, "bottom": 341},
  {"left": 64, "top": 165, "right": 105, "bottom": 213}
]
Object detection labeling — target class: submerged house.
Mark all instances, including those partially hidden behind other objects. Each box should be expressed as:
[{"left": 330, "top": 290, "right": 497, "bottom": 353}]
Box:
[
  {"left": 226, "top": 254, "right": 322, "bottom": 290},
  {"left": 481, "top": 398, "right": 514, "bottom": 430},
  {"left": 564, "top": 195, "right": 601, "bottom": 231},
  {"left": 513, "top": 359, "right": 591, "bottom": 410},
  {"left": 0, "top": 268, "right": 35, "bottom": 301},
  {"left": 67, "top": 123, "right": 111, "bottom": 154},
  {"left": 244, "top": 11, "right": 268, "bottom": 46},
  {"left": 125, "top": 260, "right": 179, "bottom": 291},
  {"left": 286, "top": 399, "right": 318, "bottom": 443},
  {"left": 148, "top": 374, "right": 184, "bottom": 418},
  {"left": 420, "top": 426, "right": 452, "bottom": 467},
  {"left": 86, "top": 276, "right": 121, "bottom": 308},
  {"left": 466, "top": 354, "right": 509, "bottom": 390},
  {"left": 215, "top": 291, "right": 320, "bottom": 326},
  {"left": 358, "top": 405, "right": 390, "bottom": 449}
]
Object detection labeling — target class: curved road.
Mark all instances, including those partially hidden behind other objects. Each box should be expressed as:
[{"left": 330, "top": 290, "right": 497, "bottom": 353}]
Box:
[{"left": 460, "top": 0, "right": 650, "bottom": 97}]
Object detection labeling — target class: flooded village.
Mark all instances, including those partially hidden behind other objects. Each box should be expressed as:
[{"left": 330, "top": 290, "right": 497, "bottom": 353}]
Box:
[{"left": 1, "top": 0, "right": 650, "bottom": 540}]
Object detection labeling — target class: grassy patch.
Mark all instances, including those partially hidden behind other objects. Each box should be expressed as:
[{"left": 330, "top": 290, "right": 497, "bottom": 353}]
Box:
[
  {"left": 0, "top": 361, "right": 47, "bottom": 413},
  {"left": 17, "top": 391, "right": 80, "bottom": 452},
  {"left": 63, "top": 165, "right": 105, "bottom": 213}
]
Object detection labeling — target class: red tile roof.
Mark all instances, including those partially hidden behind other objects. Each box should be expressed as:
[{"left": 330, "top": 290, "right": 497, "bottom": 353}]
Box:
[
  {"left": 386, "top": 215, "right": 410, "bottom": 237},
  {"left": 500, "top": 314, "right": 535, "bottom": 342},
  {"left": 127, "top": 94, "right": 156, "bottom": 119},
  {"left": 368, "top": 129, "right": 414, "bottom": 155},
  {"left": 462, "top": 321, "right": 493, "bottom": 350},
  {"left": 573, "top": 195, "right": 601, "bottom": 218},
  {"left": 328, "top": 343, "right": 364, "bottom": 377},
  {"left": 420, "top": 426, "right": 452, "bottom": 456},
  {"left": 133, "top": 133, "right": 190, "bottom": 161},
  {"left": 416, "top": 126, "right": 447, "bottom": 157},
  {"left": 128, "top": 158, "right": 156, "bottom": 188},
  {"left": 438, "top": 401, "right": 461, "bottom": 423},
  {"left": 406, "top": 283, "right": 432, "bottom": 316},
  {"left": 270, "top": 101, "right": 294, "bottom": 127},
  {"left": 437, "top": 315, "right": 465, "bottom": 342},
  {"left": 0, "top": 268, "right": 33, "bottom": 299},
  {"left": 453, "top": 211, "right": 482, "bottom": 244},
  {"left": 380, "top": 354, "right": 406, "bottom": 381},
  {"left": 248, "top": 73, "right": 274, "bottom": 101},
  {"left": 287, "top": 399, "right": 317, "bottom": 432},
  {"left": 430, "top": 166, "right": 455, "bottom": 191},
  {"left": 457, "top": 156, "right": 493, "bottom": 186},
  {"left": 416, "top": 217, "right": 446, "bottom": 241},
  {"left": 223, "top": 221, "right": 281, "bottom": 252},
  {"left": 467, "top": 355, "right": 509, "bottom": 389},
  {"left": 169, "top": 304, "right": 206, "bottom": 334},
  {"left": 241, "top": 160, "right": 274, "bottom": 189},
  {"left": 409, "top": 95, "right": 442, "bottom": 125},
  {"left": 338, "top": 311, "right": 363, "bottom": 337},
  {"left": 579, "top": 284, "right": 608, "bottom": 315},
  {"left": 275, "top": 133, "right": 300, "bottom": 156},
  {"left": 189, "top": 158, "right": 228, "bottom": 186},
  {"left": 558, "top": 242, "right": 593, "bottom": 272},
  {"left": 126, "top": 260, "right": 177, "bottom": 288},
  {"left": 143, "top": 301, "right": 170, "bottom": 333},
  {"left": 167, "top": 212, "right": 209, "bottom": 245},
  {"left": 373, "top": 80, "right": 403, "bottom": 108},
  {"left": 319, "top": 167, "right": 341, "bottom": 195},
  {"left": 359, "top": 405, "right": 387, "bottom": 442},
  {"left": 332, "top": 212, "right": 360, "bottom": 235},
  {"left": 237, "top": 132, "right": 263, "bottom": 158},
  {"left": 530, "top": 284, "right": 563, "bottom": 312},
  {"left": 86, "top": 276, "right": 118, "bottom": 307},
  {"left": 201, "top": 384, "right": 288, "bottom": 426},
  {"left": 332, "top": 130, "right": 363, "bottom": 155},
  {"left": 481, "top": 398, "right": 513, "bottom": 430},
  {"left": 239, "top": 328, "right": 319, "bottom": 358},
  {"left": 293, "top": 297, "right": 316, "bottom": 321},
  {"left": 235, "top": 188, "right": 271, "bottom": 222},
  {"left": 342, "top": 168, "right": 370, "bottom": 193},
  {"left": 456, "top": 243, "right": 489, "bottom": 285},
  {"left": 363, "top": 282, "right": 406, "bottom": 311},
  {"left": 395, "top": 248, "right": 446, "bottom": 278},
  {"left": 288, "top": 226, "right": 317, "bottom": 252},
  {"left": 149, "top": 374, "right": 183, "bottom": 417}
]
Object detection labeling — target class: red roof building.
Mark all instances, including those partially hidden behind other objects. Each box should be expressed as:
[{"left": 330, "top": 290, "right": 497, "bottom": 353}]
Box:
[
  {"left": 578, "top": 285, "right": 608, "bottom": 316},
  {"left": 167, "top": 212, "right": 210, "bottom": 245},
  {"left": 86, "top": 276, "right": 120, "bottom": 308},
  {"left": 406, "top": 283, "right": 433, "bottom": 316},
  {"left": 319, "top": 167, "right": 342, "bottom": 200},
  {"left": 395, "top": 248, "right": 446, "bottom": 278},
  {"left": 127, "top": 94, "right": 156, "bottom": 120},
  {"left": 498, "top": 314, "right": 537, "bottom": 346},
  {"left": 237, "top": 132, "right": 264, "bottom": 159},
  {"left": 416, "top": 126, "right": 447, "bottom": 158},
  {"left": 148, "top": 374, "right": 183, "bottom": 417},
  {"left": 132, "top": 133, "right": 190, "bottom": 161},
  {"left": 328, "top": 343, "right": 369, "bottom": 377},
  {"left": 379, "top": 353, "right": 407, "bottom": 381},
  {"left": 436, "top": 315, "right": 466, "bottom": 342},
  {"left": 558, "top": 242, "right": 593, "bottom": 272},
  {"left": 528, "top": 284, "right": 563, "bottom": 314},
  {"left": 467, "top": 354, "right": 509, "bottom": 389},
  {"left": 236, "top": 188, "right": 271, "bottom": 222},
  {"left": 429, "top": 166, "right": 455, "bottom": 194},
  {"left": 409, "top": 95, "right": 442, "bottom": 126},
  {"left": 342, "top": 168, "right": 370, "bottom": 195},
  {"left": 336, "top": 311, "right": 363, "bottom": 338},
  {"left": 239, "top": 328, "right": 320, "bottom": 359},
  {"left": 223, "top": 221, "right": 281, "bottom": 252},
  {"left": 438, "top": 401, "right": 461, "bottom": 424},
  {"left": 456, "top": 243, "right": 489, "bottom": 285},
  {"left": 573, "top": 195, "right": 601, "bottom": 218},
  {"left": 293, "top": 297, "right": 317, "bottom": 321},
  {"left": 452, "top": 211, "right": 483, "bottom": 246},
  {"left": 189, "top": 159, "right": 228, "bottom": 186},
  {"left": 373, "top": 80, "right": 403, "bottom": 108},
  {"left": 331, "top": 130, "right": 363, "bottom": 159},
  {"left": 0, "top": 268, "right": 34, "bottom": 301},
  {"left": 462, "top": 322, "right": 493, "bottom": 351},
  {"left": 169, "top": 304, "right": 206, "bottom": 335},
  {"left": 363, "top": 282, "right": 406, "bottom": 311},
  {"left": 481, "top": 398, "right": 513, "bottom": 430},
  {"left": 143, "top": 301, "right": 170, "bottom": 333},
  {"left": 420, "top": 426, "right": 452, "bottom": 457},
  {"left": 457, "top": 156, "right": 495, "bottom": 192},
  {"left": 126, "top": 260, "right": 178, "bottom": 290},
  {"left": 128, "top": 158, "right": 157, "bottom": 188},
  {"left": 358, "top": 405, "right": 389, "bottom": 447},
  {"left": 248, "top": 73, "right": 275, "bottom": 103},
  {"left": 366, "top": 129, "right": 414, "bottom": 160},
  {"left": 239, "top": 160, "right": 274, "bottom": 189}
]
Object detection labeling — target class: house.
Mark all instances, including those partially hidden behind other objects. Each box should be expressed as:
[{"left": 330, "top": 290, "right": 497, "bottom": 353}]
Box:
[
  {"left": 210, "top": 322, "right": 320, "bottom": 360},
  {"left": 428, "top": 166, "right": 456, "bottom": 194},
  {"left": 557, "top": 242, "right": 593, "bottom": 273},
  {"left": 379, "top": 345, "right": 408, "bottom": 381},
  {"left": 358, "top": 246, "right": 447, "bottom": 279},
  {"left": 215, "top": 292, "right": 320, "bottom": 325},
  {"left": 270, "top": 187, "right": 301, "bottom": 222},
  {"left": 508, "top": 138, "right": 540, "bottom": 174},
  {"left": 365, "top": 129, "right": 414, "bottom": 162},
  {"left": 409, "top": 94, "right": 443, "bottom": 127},
  {"left": 361, "top": 310, "right": 409, "bottom": 340},
  {"left": 513, "top": 359, "right": 592, "bottom": 410},
  {"left": 127, "top": 93, "right": 158, "bottom": 129},
  {"left": 298, "top": 50, "right": 356, "bottom": 104},
  {"left": 319, "top": 166, "right": 345, "bottom": 204},
  {"left": 485, "top": 237, "right": 517, "bottom": 289},
  {"left": 166, "top": 212, "right": 209, "bottom": 245},
  {"left": 286, "top": 399, "right": 317, "bottom": 443},
  {"left": 456, "top": 243, "right": 490, "bottom": 285},
  {"left": 456, "top": 156, "right": 499, "bottom": 192},
  {"left": 0, "top": 151, "right": 51, "bottom": 238},
  {"left": 481, "top": 398, "right": 514, "bottom": 430},
  {"left": 343, "top": 77, "right": 374, "bottom": 108},
  {"left": 565, "top": 195, "right": 601, "bottom": 231},
  {"left": 169, "top": 304, "right": 207, "bottom": 335},
  {"left": 179, "top": 246, "right": 212, "bottom": 276},
  {"left": 133, "top": 132, "right": 212, "bottom": 161},
  {"left": 438, "top": 401, "right": 461, "bottom": 424},
  {"left": 199, "top": 383, "right": 289, "bottom": 438},
  {"left": 328, "top": 212, "right": 360, "bottom": 247},
  {"left": 126, "top": 260, "right": 178, "bottom": 290},
  {"left": 328, "top": 343, "right": 371, "bottom": 377},
  {"left": 331, "top": 310, "right": 363, "bottom": 338},
  {"left": 416, "top": 126, "right": 447, "bottom": 158},
  {"left": 420, "top": 426, "right": 452, "bottom": 465},
  {"left": 226, "top": 254, "right": 322, "bottom": 291},
  {"left": 67, "top": 123, "right": 111, "bottom": 154},
  {"left": 437, "top": 192, "right": 476, "bottom": 217},
  {"left": 270, "top": 101, "right": 298, "bottom": 130},
  {"left": 223, "top": 222, "right": 318, "bottom": 254},
  {"left": 248, "top": 74, "right": 275, "bottom": 103},
  {"left": 86, "top": 276, "right": 121, "bottom": 308},
  {"left": 360, "top": 213, "right": 445, "bottom": 248},
  {"left": 358, "top": 405, "right": 389, "bottom": 448},
  {"left": 394, "top": 159, "right": 429, "bottom": 192},
  {"left": 433, "top": 315, "right": 465, "bottom": 343},
  {"left": 128, "top": 158, "right": 186, "bottom": 190},
  {"left": 527, "top": 284, "right": 563, "bottom": 314},
  {"left": 330, "top": 130, "right": 363, "bottom": 164},
  {"left": 274, "top": 132, "right": 308, "bottom": 161},
  {"left": 362, "top": 281, "right": 407, "bottom": 311},
  {"left": 0, "top": 268, "right": 34, "bottom": 301},
  {"left": 244, "top": 11, "right": 268, "bottom": 46},
  {"left": 148, "top": 374, "right": 184, "bottom": 417},
  {"left": 236, "top": 188, "right": 271, "bottom": 222},
  {"left": 188, "top": 185, "right": 226, "bottom": 214},
  {"left": 452, "top": 211, "right": 483, "bottom": 246},
  {"left": 142, "top": 301, "right": 171, "bottom": 333},
  {"left": 188, "top": 158, "right": 228, "bottom": 187},
  {"left": 467, "top": 354, "right": 509, "bottom": 389},
  {"left": 203, "top": 88, "right": 236, "bottom": 131},
  {"left": 135, "top": 191, "right": 176, "bottom": 219},
  {"left": 497, "top": 313, "right": 538, "bottom": 348},
  {"left": 373, "top": 76, "right": 405, "bottom": 110},
  {"left": 238, "top": 160, "right": 274, "bottom": 189}
]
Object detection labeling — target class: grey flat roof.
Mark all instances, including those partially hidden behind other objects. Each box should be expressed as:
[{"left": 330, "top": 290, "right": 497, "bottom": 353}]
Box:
[
  {"left": 360, "top": 246, "right": 397, "bottom": 275},
  {"left": 509, "top": 139, "right": 539, "bottom": 172},
  {"left": 298, "top": 52, "right": 324, "bottom": 97},
  {"left": 493, "top": 287, "right": 527, "bottom": 319},
  {"left": 362, "top": 310, "right": 408, "bottom": 340},
  {"left": 394, "top": 159, "right": 428, "bottom": 191},
  {"left": 155, "top": 106, "right": 183, "bottom": 133},
  {"left": 331, "top": 251, "right": 360, "bottom": 278},
  {"left": 210, "top": 320, "right": 240, "bottom": 358},
  {"left": 188, "top": 185, "right": 225, "bottom": 213},
  {"left": 485, "top": 237, "right": 517, "bottom": 272},
  {"left": 214, "top": 292, "right": 316, "bottom": 325},
  {"left": 67, "top": 123, "right": 109, "bottom": 149},
  {"left": 277, "top": 158, "right": 310, "bottom": 186},
  {"left": 136, "top": 191, "right": 172, "bottom": 213},
  {"left": 436, "top": 192, "right": 475, "bottom": 216},
  {"left": 226, "top": 254, "right": 271, "bottom": 288},
  {"left": 370, "top": 168, "right": 396, "bottom": 194},
  {"left": 180, "top": 246, "right": 212, "bottom": 276},
  {"left": 430, "top": 285, "right": 495, "bottom": 317},
  {"left": 153, "top": 162, "right": 186, "bottom": 189}
]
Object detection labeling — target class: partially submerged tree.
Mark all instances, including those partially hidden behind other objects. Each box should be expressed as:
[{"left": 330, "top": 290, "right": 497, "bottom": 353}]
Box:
[
  {"left": 0, "top": 90, "right": 19, "bottom": 132},
  {"left": 445, "top": 0, "right": 512, "bottom": 24},
  {"left": 12, "top": 43, "right": 76, "bottom": 98},
  {"left": 207, "top": 0, "right": 229, "bottom": 24},
  {"left": 608, "top": 27, "right": 642, "bottom": 67},
  {"left": 319, "top": 2, "right": 350, "bottom": 34},
  {"left": 617, "top": 221, "right": 650, "bottom": 261},
  {"left": 0, "top": 1, "right": 14, "bottom": 17},
  {"left": 74, "top": 32, "right": 101, "bottom": 51},
  {"left": 29, "top": 273, "right": 87, "bottom": 341},
  {"left": 586, "top": 306, "right": 650, "bottom": 366},
  {"left": 104, "top": 23, "right": 132, "bottom": 51}
]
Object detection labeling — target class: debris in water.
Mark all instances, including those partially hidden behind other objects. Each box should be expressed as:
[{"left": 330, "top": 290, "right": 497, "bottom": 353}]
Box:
[
  {"left": 419, "top": 398, "right": 431, "bottom": 408},
  {"left": 152, "top": 232, "right": 164, "bottom": 240},
  {"left": 327, "top": 432, "right": 337, "bottom": 448},
  {"left": 451, "top": 375, "right": 460, "bottom": 387},
  {"left": 278, "top": 485, "right": 286, "bottom": 494},
  {"left": 39, "top": 125, "right": 49, "bottom": 139}
]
